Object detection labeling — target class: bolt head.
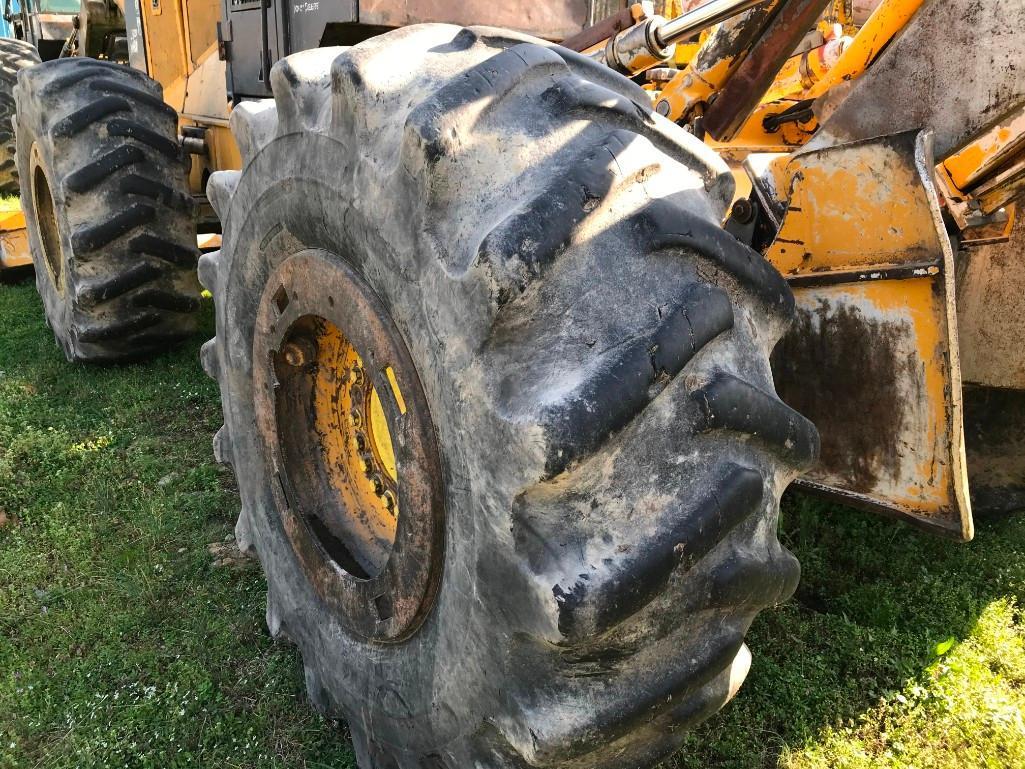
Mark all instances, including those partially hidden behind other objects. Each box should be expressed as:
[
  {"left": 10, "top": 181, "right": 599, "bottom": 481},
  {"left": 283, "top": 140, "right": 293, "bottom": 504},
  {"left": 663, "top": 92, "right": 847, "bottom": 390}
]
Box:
[
  {"left": 732, "top": 198, "right": 755, "bottom": 224},
  {"left": 281, "top": 341, "right": 307, "bottom": 367},
  {"left": 370, "top": 474, "right": 385, "bottom": 496}
]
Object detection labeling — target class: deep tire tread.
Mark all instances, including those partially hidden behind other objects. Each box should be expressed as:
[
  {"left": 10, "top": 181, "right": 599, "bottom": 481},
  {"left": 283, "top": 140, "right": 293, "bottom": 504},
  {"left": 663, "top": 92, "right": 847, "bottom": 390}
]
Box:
[
  {"left": 130, "top": 287, "right": 201, "bottom": 312},
  {"left": 129, "top": 233, "right": 200, "bottom": 267},
  {"left": 0, "top": 38, "right": 38, "bottom": 197},
  {"left": 87, "top": 78, "right": 178, "bottom": 120},
  {"left": 476, "top": 128, "right": 660, "bottom": 304},
  {"left": 204, "top": 26, "right": 816, "bottom": 769},
  {"left": 119, "top": 173, "right": 194, "bottom": 212},
  {"left": 37, "top": 61, "right": 152, "bottom": 98},
  {"left": 77, "top": 261, "right": 163, "bottom": 304},
  {"left": 65, "top": 145, "right": 145, "bottom": 193},
  {"left": 74, "top": 311, "right": 162, "bottom": 342},
  {"left": 403, "top": 43, "right": 566, "bottom": 169},
  {"left": 537, "top": 281, "right": 735, "bottom": 477},
  {"left": 16, "top": 57, "right": 199, "bottom": 361},
  {"left": 691, "top": 370, "right": 819, "bottom": 468},
  {"left": 108, "top": 117, "right": 182, "bottom": 160},
  {"left": 71, "top": 202, "right": 156, "bottom": 253},
  {"left": 549, "top": 461, "right": 764, "bottom": 642},
  {"left": 52, "top": 95, "right": 131, "bottom": 138}
]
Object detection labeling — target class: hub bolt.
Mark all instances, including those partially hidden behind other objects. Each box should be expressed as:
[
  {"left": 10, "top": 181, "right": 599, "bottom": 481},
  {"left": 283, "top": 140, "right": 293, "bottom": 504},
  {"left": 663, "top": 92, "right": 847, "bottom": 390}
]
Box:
[
  {"left": 280, "top": 338, "right": 315, "bottom": 367},
  {"left": 360, "top": 452, "right": 374, "bottom": 474},
  {"left": 731, "top": 197, "right": 755, "bottom": 224}
]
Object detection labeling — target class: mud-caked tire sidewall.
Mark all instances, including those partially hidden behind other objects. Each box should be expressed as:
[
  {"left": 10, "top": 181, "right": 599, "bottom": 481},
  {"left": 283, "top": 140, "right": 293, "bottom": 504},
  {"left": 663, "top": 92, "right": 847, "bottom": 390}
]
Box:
[
  {"left": 19, "top": 134, "right": 75, "bottom": 356},
  {"left": 216, "top": 139, "right": 507, "bottom": 758}
]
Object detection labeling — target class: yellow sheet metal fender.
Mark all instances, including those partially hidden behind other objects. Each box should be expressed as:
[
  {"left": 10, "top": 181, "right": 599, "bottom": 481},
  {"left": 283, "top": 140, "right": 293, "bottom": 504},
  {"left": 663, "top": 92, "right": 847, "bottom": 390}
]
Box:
[{"left": 764, "top": 130, "right": 972, "bottom": 539}]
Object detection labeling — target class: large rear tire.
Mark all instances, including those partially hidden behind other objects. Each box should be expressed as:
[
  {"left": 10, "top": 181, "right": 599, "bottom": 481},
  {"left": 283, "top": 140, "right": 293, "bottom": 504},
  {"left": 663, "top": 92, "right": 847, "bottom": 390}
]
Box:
[
  {"left": 203, "top": 26, "right": 818, "bottom": 769},
  {"left": 15, "top": 58, "right": 200, "bottom": 362},
  {"left": 0, "top": 37, "right": 39, "bottom": 195}
]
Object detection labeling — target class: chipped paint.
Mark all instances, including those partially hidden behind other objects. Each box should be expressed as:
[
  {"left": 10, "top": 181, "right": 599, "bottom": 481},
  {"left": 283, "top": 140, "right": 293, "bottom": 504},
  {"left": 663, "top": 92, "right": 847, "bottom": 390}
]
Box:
[{"left": 767, "top": 131, "right": 971, "bottom": 538}]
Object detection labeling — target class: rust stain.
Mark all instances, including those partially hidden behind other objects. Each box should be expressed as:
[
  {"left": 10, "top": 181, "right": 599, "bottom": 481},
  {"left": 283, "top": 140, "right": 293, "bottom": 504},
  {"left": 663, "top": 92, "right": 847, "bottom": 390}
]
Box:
[
  {"left": 772, "top": 277, "right": 952, "bottom": 515},
  {"left": 963, "top": 386, "right": 1025, "bottom": 514},
  {"left": 773, "top": 296, "right": 916, "bottom": 489}
]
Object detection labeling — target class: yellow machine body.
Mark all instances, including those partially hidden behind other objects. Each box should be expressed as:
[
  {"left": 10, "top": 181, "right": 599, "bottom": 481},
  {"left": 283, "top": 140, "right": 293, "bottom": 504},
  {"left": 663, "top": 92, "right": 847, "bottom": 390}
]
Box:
[
  {"left": 0, "top": 209, "right": 30, "bottom": 269},
  {"left": 130, "top": 0, "right": 239, "bottom": 194},
  {"left": 4, "top": 0, "right": 1024, "bottom": 538},
  {"left": 761, "top": 131, "right": 972, "bottom": 538}
]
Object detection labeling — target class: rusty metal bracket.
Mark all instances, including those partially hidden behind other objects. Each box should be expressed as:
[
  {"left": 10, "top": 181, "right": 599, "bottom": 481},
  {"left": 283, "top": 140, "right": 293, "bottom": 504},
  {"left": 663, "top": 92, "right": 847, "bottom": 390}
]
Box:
[
  {"left": 768, "top": 130, "right": 972, "bottom": 539},
  {"left": 560, "top": 5, "right": 639, "bottom": 52},
  {"left": 702, "top": 0, "right": 832, "bottom": 141}
]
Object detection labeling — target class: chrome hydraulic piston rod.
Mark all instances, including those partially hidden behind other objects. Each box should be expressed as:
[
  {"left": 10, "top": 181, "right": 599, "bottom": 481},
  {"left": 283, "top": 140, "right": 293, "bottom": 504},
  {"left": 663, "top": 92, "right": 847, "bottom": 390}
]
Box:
[{"left": 593, "top": 0, "right": 769, "bottom": 75}]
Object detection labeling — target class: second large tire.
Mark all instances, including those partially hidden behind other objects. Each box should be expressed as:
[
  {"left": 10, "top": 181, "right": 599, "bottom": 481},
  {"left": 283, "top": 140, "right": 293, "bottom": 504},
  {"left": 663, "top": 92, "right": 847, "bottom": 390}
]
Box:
[
  {"left": 15, "top": 58, "right": 200, "bottom": 362},
  {"left": 0, "top": 37, "right": 39, "bottom": 195},
  {"left": 203, "top": 25, "right": 818, "bottom": 769}
]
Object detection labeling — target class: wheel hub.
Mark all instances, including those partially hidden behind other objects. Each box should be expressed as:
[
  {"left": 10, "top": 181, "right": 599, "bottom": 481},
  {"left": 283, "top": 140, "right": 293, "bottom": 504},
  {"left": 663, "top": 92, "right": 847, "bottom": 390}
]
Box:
[
  {"left": 253, "top": 250, "right": 444, "bottom": 642},
  {"left": 29, "top": 144, "right": 63, "bottom": 292}
]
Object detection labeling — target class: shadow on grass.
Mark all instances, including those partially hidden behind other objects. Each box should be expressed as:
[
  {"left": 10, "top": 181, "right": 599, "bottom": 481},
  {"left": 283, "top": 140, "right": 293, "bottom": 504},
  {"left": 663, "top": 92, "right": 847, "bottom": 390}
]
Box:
[
  {"left": 664, "top": 490, "right": 1025, "bottom": 768},
  {"left": 0, "top": 264, "right": 33, "bottom": 285}
]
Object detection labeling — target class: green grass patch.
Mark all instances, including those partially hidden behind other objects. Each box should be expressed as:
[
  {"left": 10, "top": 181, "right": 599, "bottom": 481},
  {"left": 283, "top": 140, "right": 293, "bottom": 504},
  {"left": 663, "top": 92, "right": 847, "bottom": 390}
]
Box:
[
  {"left": 1, "top": 276, "right": 1024, "bottom": 767},
  {"left": 664, "top": 491, "right": 1025, "bottom": 768},
  {"left": 0, "top": 281, "right": 354, "bottom": 768}
]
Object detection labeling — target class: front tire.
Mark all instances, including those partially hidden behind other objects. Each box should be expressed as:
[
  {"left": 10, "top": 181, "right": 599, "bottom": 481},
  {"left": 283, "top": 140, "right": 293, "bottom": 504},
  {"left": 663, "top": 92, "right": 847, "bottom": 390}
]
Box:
[{"left": 203, "top": 25, "right": 817, "bottom": 769}]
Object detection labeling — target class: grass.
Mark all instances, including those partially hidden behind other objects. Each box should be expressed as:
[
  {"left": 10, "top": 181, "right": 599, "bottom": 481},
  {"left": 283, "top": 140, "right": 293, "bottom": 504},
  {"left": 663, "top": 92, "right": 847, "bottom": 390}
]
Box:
[
  {"left": 0, "top": 277, "right": 354, "bottom": 769},
  {"left": 1, "top": 274, "right": 1024, "bottom": 768}
]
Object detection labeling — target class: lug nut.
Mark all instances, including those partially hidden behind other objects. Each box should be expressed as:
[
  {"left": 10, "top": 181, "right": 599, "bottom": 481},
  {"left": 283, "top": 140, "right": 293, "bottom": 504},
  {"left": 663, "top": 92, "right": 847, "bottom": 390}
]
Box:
[
  {"left": 360, "top": 453, "right": 374, "bottom": 474},
  {"left": 731, "top": 197, "right": 755, "bottom": 224},
  {"left": 280, "top": 338, "right": 315, "bottom": 367}
]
